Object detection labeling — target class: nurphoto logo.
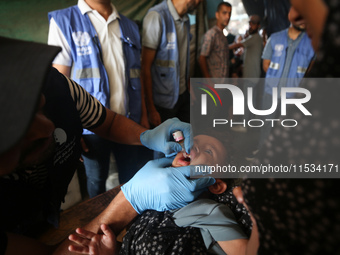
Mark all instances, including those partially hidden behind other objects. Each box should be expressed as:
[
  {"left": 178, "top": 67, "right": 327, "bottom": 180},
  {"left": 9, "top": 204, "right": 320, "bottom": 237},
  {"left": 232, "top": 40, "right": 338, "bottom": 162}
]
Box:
[{"left": 199, "top": 84, "right": 311, "bottom": 128}]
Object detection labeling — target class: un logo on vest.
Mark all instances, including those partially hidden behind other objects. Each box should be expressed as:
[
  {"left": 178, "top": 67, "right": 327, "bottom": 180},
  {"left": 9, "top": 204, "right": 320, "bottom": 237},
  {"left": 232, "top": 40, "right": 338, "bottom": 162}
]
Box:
[
  {"left": 72, "top": 31, "right": 91, "bottom": 46},
  {"left": 274, "top": 44, "right": 284, "bottom": 57},
  {"left": 167, "top": 32, "right": 176, "bottom": 43}
]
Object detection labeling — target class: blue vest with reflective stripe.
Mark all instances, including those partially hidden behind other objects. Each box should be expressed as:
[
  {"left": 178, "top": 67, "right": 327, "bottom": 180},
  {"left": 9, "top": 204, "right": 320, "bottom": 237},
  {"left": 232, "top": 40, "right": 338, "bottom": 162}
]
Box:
[
  {"left": 149, "top": 0, "right": 190, "bottom": 109},
  {"left": 48, "top": 6, "right": 141, "bottom": 135},
  {"left": 265, "top": 29, "right": 314, "bottom": 96}
]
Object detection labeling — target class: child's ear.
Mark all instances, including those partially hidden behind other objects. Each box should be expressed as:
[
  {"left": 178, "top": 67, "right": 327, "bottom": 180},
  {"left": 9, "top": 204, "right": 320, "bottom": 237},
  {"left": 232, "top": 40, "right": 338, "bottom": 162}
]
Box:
[{"left": 208, "top": 179, "right": 227, "bottom": 194}]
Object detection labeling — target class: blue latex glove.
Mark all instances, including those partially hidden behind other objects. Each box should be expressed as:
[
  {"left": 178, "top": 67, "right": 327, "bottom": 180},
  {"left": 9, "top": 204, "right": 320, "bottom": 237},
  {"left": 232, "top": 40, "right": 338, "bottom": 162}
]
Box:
[
  {"left": 121, "top": 158, "right": 215, "bottom": 214},
  {"left": 140, "top": 118, "right": 192, "bottom": 157}
]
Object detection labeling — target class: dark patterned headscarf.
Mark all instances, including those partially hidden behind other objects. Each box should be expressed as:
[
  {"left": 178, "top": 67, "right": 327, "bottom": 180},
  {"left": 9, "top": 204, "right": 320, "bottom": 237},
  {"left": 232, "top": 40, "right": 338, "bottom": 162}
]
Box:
[{"left": 244, "top": 1, "right": 340, "bottom": 254}]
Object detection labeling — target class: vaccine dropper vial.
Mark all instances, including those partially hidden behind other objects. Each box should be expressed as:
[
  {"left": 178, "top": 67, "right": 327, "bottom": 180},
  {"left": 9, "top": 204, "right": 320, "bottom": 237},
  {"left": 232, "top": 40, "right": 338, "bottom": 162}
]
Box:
[{"left": 172, "top": 130, "right": 190, "bottom": 158}]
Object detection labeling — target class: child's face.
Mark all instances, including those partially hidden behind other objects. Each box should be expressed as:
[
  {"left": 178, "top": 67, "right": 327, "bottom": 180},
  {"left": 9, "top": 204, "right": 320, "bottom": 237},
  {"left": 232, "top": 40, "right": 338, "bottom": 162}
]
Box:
[{"left": 172, "top": 135, "right": 227, "bottom": 167}]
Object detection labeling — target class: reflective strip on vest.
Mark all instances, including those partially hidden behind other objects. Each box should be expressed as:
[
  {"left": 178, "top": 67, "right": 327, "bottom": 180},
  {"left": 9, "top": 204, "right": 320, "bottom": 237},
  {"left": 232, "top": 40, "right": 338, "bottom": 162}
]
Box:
[
  {"left": 130, "top": 68, "right": 140, "bottom": 79},
  {"left": 155, "top": 59, "right": 176, "bottom": 68},
  {"left": 74, "top": 68, "right": 101, "bottom": 79},
  {"left": 269, "top": 62, "right": 280, "bottom": 70},
  {"left": 297, "top": 66, "right": 307, "bottom": 74}
]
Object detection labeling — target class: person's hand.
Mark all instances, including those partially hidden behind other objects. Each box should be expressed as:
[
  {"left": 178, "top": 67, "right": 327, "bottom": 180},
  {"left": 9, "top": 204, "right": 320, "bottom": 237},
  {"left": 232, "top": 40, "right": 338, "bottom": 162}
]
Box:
[
  {"left": 140, "top": 113, "right": 150, "bottom": 129},
  {"left": 140, "top": 117, "right": 191, "bottom": 157},
  {"left": 68, "top": 224, "right": 117, "bottom": 255},
  {"left": 148, "top": 109, "right": 162, "bottom": 127},
  {"left": 121, "top": 158, "right": 215, "bottom": 214}
]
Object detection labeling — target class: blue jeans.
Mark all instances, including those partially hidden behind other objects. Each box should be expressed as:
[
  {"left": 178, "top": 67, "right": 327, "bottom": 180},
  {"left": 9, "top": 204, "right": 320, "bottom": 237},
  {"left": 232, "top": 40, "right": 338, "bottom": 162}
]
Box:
[{"left": 82, "top": 135, "right": 153, "bottom": 198}]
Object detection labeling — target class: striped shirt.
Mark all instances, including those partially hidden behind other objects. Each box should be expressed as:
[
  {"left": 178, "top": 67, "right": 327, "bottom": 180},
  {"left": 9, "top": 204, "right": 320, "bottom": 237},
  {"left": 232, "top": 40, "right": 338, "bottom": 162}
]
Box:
[{"left": 64, "top": 75, "right": 106, "bottom": 130}]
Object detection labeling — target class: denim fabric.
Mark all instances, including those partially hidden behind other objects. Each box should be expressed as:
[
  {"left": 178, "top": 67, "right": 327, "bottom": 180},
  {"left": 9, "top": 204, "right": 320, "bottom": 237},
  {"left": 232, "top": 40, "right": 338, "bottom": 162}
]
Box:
[{"left": 82, "top": 135, "right": 152, "bottom": 198}]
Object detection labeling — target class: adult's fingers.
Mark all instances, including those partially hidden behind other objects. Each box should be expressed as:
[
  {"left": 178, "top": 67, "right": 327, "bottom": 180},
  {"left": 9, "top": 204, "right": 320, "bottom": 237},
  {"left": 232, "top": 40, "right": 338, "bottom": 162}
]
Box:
[{"left": 150, "top": 157, "right": 174, "bottom": 168}]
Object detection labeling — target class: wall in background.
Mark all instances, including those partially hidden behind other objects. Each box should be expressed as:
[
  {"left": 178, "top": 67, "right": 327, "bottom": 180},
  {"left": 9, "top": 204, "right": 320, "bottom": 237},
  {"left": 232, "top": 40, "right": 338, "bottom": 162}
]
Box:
[{"left": 0, "top": 0, "right": 76, "bottom": 43}]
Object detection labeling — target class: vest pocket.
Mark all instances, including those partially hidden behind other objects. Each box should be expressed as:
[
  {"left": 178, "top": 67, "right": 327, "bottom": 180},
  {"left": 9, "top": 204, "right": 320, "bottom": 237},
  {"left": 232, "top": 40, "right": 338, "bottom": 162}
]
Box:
[
  {"left": 74, "top": 67, "right": 101, "bottom": 79},
  {"left": 153, "top": 66, "right": 175, "bottom": 95}
]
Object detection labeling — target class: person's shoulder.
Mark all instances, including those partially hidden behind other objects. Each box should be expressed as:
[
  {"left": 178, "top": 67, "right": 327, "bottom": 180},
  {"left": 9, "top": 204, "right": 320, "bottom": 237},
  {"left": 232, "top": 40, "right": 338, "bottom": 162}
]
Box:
[
  {"left": 143, "top": 11, "right": 162, "bottom": 30},
  {"left": 144, "top": 10, "right": 161, "bottom": 21},
  {"left": 270, "top": 29, "right": 287, "bottom": 39},
  {"left": 118, "top": 13, "right": 138, "bottom": 28},
  {"left": 205, "top": 26, "right": 219, "bottom": 37},
  {"left": 46, "top": 67, "right": 70, "bottom": 92},
  {"left": 148, "top": 0, "right": 167, "bottom": 14},
  {"left": 253, "top": 32, "right": 264, "bottom": 43}
]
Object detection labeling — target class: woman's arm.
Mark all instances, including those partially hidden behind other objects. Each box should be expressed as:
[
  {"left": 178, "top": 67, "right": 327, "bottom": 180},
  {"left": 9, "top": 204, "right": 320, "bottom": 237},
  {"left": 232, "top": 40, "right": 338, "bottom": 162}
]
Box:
[{"left": 218, "top": 238, "right": 248, "bottom": 255}]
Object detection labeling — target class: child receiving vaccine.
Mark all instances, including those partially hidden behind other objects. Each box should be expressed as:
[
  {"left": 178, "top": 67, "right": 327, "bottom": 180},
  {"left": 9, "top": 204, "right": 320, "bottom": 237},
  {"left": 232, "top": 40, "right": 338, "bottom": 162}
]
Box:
[{"left": 69, "top": 131, "right": 252, "bottom": 255}]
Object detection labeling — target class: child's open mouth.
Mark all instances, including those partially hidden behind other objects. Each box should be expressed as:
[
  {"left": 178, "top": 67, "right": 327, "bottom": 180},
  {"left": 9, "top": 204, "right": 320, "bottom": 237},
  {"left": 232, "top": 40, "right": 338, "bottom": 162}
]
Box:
[{"left": 177, "top": 152, "right": 191, "bottom": 166}]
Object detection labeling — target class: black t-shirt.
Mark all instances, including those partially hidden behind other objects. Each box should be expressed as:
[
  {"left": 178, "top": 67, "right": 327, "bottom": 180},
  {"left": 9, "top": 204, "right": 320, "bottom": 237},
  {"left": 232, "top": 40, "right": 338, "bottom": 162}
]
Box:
[{"left": 0, "top": 68, "right": 106, "bottom": 242}]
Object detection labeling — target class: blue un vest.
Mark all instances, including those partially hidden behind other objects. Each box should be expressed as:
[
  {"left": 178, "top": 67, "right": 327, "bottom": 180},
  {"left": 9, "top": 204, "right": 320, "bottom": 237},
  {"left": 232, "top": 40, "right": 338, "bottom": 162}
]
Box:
[
  {"left": 265, "top": 29, "right": 314, "bottom": 97},
  {"left": 148, "top": 1, "right": 190, "bottom": 109},
  {"left": 48, "top": 6, "right": 142, "bottom": 134}
]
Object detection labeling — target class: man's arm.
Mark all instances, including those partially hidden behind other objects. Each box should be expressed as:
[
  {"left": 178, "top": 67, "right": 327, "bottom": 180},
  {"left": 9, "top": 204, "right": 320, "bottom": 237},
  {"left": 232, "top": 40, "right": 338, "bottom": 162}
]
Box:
[
  {"left": 261, "top": 37, "right": 273, "bottom": 73},
  {"left": 218, "top": 239, "right": 248, "bottom": 255},
  {"left": 48, "top": 18, "right": 72, "bottom": 78},
  {"left": 141, "top": 11, "right": 163, "bottom": 127},
  {"left": 199, "top": 55, "right": 211, "bottom": 78},
  {"left": 139, "top": 75, "right": 150, "bottom": 128},
  {"left": 229, "top": 42, "right": 244, "bottom": 50},
  {"left": 141, "top": 46, "right": 161, "bottom": 127},
  {"left": 89, "top": 108, "right": 146, "bottom": 145},
  {"left": 199, "top": 32, "right": 213, "bottom": 78},
  {"left": 53, "top": 64, "right": 71, "bottom": 77},
  {"left": 62, "top": 73, "right": 190, "bottom": 154},
  {"left": 262, "top": 59, "right": 271, "bottom": 73}
]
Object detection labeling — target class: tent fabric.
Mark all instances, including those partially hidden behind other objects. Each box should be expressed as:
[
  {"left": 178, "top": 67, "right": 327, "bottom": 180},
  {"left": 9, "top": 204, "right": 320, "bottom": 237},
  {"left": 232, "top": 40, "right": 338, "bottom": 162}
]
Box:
[
  {"left": 241, "top": 0, "right": 265, "bottom": 18},
  {"left": 262, "top": 0, "right": 291, "bottom": 36},
  {"left": 115, "top": 0, "right": 162, "bottom": 22},
  {"left": 241, "top": 0, "right": 290, "bottom": 37}
]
